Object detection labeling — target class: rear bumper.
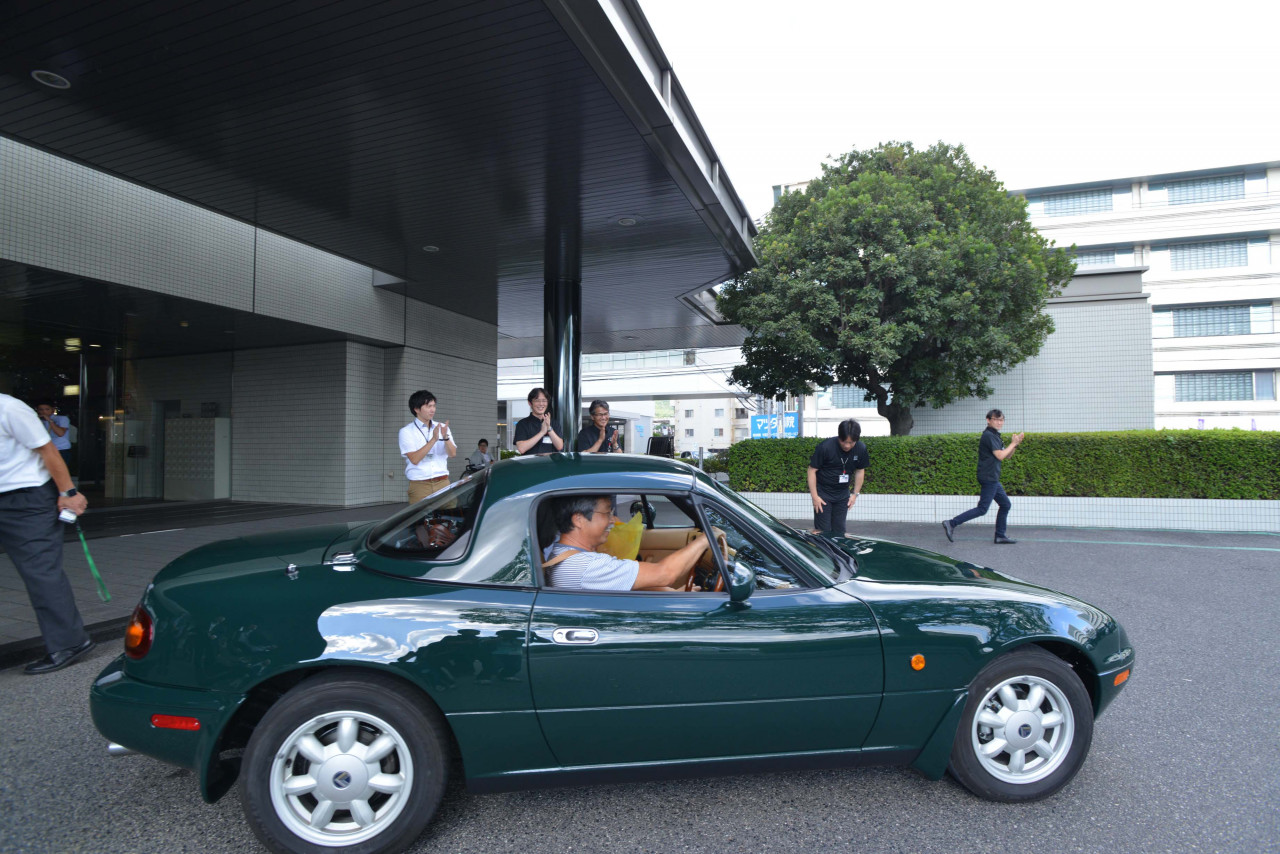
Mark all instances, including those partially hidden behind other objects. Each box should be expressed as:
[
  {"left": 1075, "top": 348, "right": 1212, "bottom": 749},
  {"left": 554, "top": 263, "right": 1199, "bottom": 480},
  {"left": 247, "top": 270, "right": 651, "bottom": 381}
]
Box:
[{"left": 89, "top": 655, "right": 246, "bottom": 801}]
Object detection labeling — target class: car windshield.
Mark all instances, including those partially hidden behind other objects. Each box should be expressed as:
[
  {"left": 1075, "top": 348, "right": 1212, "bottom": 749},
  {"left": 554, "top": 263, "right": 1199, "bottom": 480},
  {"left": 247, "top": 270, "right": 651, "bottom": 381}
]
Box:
[
  {"left": 703, "top": 478, "right": 840, "bottom": 581},
  {"left": 366, "top": 471, "right": 487, "bottom": 558}
]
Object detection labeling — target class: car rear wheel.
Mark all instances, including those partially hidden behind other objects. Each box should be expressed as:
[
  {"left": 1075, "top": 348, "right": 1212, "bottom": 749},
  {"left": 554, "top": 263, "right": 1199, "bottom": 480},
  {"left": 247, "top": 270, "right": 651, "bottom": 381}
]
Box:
[
  {"left": 948, "top": 647, "right": 1093, "bottom": 802},
  {"left": 240, "top": 672, "right": 447, "bottom": 854}
]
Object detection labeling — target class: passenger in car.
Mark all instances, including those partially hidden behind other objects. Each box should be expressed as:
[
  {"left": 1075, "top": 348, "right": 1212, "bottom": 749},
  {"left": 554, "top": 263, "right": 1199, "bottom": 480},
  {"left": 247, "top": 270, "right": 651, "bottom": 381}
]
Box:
[{"left": 543, "top": 494, "right": 710, "bottom": 591}]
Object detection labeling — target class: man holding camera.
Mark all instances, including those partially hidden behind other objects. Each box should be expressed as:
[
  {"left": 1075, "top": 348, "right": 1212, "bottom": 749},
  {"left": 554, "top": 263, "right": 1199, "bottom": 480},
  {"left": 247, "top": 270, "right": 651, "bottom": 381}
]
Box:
[{"left": 0, "top": 393, "right": 93, "bottom": 674}]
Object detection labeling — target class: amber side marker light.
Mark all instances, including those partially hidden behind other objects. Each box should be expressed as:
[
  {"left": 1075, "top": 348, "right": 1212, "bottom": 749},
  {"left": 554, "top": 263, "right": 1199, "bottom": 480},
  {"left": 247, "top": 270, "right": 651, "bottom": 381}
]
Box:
[
  {"left": 1114, "top": 669, "right": 1131, "bottom": 687},
  {"left": 124, "top": 604, "right": 153, "bottom": 660},
  {"left": 151, "top": 715, "right": 201, "bottom": 731},
  {"left": 911, "top": 654, "right": 926, "bottom": 671}
]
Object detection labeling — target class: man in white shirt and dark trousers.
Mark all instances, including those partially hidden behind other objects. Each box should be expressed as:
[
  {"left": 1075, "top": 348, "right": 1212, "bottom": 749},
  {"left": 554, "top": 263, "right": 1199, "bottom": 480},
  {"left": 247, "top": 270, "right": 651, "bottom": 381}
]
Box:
[
  {"left": 398, "top": 390, "right": 456, "bottom": 503},
  {"left": 0, "top": 393, "right": 94, "bottom": 674}
]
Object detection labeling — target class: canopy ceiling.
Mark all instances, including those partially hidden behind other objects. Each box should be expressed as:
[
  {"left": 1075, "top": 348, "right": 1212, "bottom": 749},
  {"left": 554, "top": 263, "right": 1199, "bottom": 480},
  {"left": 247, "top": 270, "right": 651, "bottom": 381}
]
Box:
[{"left": 0, "top": 0, "right": 755, "bottom": 357}]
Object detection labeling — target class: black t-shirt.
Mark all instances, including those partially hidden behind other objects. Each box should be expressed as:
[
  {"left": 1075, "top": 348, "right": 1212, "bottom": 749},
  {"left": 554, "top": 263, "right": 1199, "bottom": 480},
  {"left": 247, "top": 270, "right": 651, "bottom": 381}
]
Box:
[
  {"left": 808, "top": 436, "right": 869, "bottom": 498},
  {"left": 514, "top": 414, "right": 557, "bottom": 455},
  {"left": 977, "top": 426, "right": 1004, "bottom": 483},
  {"left": 575, "top": 423, "right": 618, "bottom": 453}
]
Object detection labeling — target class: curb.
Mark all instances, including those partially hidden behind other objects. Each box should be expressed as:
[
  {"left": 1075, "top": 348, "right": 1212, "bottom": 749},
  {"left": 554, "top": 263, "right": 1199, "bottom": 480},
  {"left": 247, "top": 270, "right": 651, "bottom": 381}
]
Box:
[{"left": 0, "top": 616, "right": 130, "bottom": 672}]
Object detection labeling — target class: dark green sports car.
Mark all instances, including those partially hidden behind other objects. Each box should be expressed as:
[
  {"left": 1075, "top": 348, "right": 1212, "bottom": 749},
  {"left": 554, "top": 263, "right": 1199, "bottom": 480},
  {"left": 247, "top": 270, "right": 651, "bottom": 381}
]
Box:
[{"left": 91, "top": 455, "right": 1133, "bottom": 854}]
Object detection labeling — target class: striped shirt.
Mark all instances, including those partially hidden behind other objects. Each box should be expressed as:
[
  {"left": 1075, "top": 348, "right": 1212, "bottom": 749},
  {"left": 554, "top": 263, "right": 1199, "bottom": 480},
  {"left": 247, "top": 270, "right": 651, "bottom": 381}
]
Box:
[{"left": 542, "top": 541, "right": 639, "bottom": 591}]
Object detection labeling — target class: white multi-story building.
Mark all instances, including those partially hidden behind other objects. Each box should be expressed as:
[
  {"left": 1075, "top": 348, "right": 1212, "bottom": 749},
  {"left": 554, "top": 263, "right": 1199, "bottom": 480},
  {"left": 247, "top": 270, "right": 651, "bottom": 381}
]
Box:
[{"left": 1018, "top": 163, "right": 1280, "bottom": 430}]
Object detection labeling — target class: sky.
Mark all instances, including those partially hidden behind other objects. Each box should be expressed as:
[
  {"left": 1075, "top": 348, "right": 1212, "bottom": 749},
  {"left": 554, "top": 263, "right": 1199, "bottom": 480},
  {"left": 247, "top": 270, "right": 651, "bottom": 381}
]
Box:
[{"left": 638, "top": 0, "right": 1278, "bottom": 220}]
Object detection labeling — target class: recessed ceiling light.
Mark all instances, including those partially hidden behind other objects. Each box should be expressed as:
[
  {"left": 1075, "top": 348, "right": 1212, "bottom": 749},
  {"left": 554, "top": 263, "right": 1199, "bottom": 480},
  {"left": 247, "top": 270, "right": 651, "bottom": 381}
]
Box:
[
  {"left": 623, "top": 335, "right": 637, "bottom": 340},
  {"left": 422, "top": 245, "right": 440, "bottom": 253},
  {"left": 616, "top": 217, "right": 638, "bottom": 227},
  {"left": 179, "top": 321, "right": 188, "bottom": 327},
  {"left": 31, "top": 70, "right": 71, "bottom": 89},
  {"left": 88, "top": 343, "right": 102, "bottom": 348}
]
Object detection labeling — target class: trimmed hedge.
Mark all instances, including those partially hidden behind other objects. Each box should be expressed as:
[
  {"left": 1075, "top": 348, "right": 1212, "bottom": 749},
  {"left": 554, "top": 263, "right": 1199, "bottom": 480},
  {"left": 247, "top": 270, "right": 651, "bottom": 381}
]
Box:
[{"left": 724, "top": 430, "right": 1280, "bottom": 500}]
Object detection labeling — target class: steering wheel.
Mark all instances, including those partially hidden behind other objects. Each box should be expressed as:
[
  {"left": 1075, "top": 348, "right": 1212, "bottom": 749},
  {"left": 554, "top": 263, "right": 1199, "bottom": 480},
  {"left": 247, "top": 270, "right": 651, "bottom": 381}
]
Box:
[{"left": 685, "top": 528, "right": 730, "bottom": 592}]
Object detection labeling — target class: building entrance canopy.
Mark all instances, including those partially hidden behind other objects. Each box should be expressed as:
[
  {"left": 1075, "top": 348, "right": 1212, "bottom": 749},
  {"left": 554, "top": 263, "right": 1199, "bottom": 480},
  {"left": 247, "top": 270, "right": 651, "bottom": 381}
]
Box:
[{"left": 1, "top": 0, "right": 755, "bottom": 441}]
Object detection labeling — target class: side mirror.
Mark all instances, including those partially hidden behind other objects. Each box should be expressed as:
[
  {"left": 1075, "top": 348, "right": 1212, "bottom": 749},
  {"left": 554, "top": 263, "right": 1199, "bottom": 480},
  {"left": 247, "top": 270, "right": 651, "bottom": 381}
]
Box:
[
  {"left": 727, "top": 561, "right": 755, "bottom": 603},
  {"left": 629, "top": 500, "right": 656, "bottom": 526}
]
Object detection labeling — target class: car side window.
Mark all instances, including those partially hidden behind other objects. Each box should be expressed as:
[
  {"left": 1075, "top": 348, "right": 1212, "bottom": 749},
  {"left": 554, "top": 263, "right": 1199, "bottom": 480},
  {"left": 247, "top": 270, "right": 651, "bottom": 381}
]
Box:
[
  {"left": 613, "top": 493, "right": 697, "bottom": 529},
  {"left": 701, "top": 503, "right": 807, "bottom": 589},
  {"left": 367, "top": 476, "right": 484, "bottom": 559}
]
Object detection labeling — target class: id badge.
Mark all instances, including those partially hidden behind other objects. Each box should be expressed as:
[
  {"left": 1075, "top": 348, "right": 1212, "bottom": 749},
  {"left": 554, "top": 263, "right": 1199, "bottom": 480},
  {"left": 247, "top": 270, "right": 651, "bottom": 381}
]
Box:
[{"left": 838, "top": 473, "right": 850, "bottom": 484}]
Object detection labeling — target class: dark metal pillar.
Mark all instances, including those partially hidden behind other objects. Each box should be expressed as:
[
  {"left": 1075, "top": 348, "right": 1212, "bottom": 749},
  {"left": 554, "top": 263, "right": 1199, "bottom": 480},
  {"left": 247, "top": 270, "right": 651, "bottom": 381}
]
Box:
[
  {"left": 542, "top": 267, "right": 581, "bottom": 448},
  {"left": 542, "top": 86, "right": 584, "bottom": 449}
]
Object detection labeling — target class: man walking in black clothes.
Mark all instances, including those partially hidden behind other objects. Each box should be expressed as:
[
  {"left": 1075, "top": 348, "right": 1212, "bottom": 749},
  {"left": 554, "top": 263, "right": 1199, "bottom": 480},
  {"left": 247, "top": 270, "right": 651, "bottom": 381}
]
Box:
[
  {"left": 807, "top": 419, "right": 868, "bottom": 536},
  {"left": 942, "top": 409, "right": 1023, "bottom": 545}
]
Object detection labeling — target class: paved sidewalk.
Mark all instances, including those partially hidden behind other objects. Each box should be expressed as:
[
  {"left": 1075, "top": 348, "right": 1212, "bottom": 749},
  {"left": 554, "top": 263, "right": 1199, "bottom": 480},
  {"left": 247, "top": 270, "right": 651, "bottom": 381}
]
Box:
[{"left": 0, "top": 503, "right": 403, "bottom": 667}]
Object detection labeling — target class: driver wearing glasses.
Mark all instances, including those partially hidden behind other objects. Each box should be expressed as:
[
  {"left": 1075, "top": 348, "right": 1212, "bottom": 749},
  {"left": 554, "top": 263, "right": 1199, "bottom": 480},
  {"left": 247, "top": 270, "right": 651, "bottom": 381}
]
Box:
[{"left": 542, "top": 495, "right": 710, "bottom": 591}]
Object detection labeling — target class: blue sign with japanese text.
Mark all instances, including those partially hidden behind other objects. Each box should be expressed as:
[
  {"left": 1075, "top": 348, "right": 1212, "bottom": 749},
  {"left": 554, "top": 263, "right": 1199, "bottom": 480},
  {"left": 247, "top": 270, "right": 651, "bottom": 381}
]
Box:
[{"left": 750, "top": 413, "right": 798, "bottom": 439}]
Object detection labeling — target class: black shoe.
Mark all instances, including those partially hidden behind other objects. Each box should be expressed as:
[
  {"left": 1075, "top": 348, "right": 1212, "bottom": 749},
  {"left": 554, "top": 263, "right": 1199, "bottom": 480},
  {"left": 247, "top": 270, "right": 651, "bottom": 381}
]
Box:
[
  {"left": 941, "top": 521, "right": 955, "bottom": 542},
  {"left": 993, "top": 535, "right": 1017, "bottom": 545},
  {"left": 24, "top": 638, "right": 95, "bottom": 675}
]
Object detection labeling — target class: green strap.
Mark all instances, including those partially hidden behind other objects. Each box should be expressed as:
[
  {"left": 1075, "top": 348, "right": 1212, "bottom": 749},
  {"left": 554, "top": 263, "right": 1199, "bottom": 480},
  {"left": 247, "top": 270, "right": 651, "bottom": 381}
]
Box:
[{"left": 75, "top": 524, "right": 111, "bottom": 602}]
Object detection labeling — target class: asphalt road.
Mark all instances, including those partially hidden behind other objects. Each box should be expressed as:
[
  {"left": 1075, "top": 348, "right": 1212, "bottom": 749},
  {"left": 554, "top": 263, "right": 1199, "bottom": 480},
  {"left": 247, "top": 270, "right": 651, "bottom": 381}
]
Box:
[{"left": 3, "top": 522, "right": 1278, "bottom": 854}]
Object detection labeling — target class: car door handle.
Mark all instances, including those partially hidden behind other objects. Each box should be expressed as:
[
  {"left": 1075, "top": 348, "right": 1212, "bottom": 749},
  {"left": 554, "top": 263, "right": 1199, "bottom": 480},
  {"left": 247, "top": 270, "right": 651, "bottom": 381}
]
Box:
[{"left": 552, "top": 628, "right": 599, "bottom": 645}]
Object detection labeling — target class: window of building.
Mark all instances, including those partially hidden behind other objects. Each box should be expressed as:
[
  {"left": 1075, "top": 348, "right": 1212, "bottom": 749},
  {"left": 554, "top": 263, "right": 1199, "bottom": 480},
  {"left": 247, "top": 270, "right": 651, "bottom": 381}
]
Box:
[
  {"left": 1169, "top": 239, "right": 1248, "bottom": 271},
  {"left": 684, "top": 409, "right": 693, "bottom": 418},
  {"left": 1074, "top": 249, "right": 1115, "bottom": 268},
  {"left": 1175, "top": 372, "right": 1255, "bottom": 402},
  {"left": 829, "top": 385, "right": 880, "bottom": 408},
  {"left": 684, "top": 428, "right": 694, "bottom": 438},
  {"left": 713, "top": 428, "right": 724, "bottom": 437},
  {"left": 714, "top": 408, "right": 724, "bottom": 417},
  {"left": 1257, "top": 371, "right": 1276, "bottom": 401},
  {"left": 734, "top": 407, "right": 747, "bottom": 419},
  {"left": 1044, "top": 187, "right": 1112, "bottom": 217},
  {"left": 683, "top": 350, "right": 697, "bottom": 366},
  {"left": 1167, "top": 174, "right": 1244, "bottom": 206},
  {"left": 1163, "top": 305, "right": 1252, "bottom": 338}
]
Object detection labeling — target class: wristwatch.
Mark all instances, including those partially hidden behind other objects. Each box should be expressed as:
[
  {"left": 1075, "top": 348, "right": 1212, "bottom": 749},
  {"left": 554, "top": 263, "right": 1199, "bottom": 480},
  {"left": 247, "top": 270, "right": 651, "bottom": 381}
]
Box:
[{"left": 60, "top": 488, "right": 78, "bottom": 497}]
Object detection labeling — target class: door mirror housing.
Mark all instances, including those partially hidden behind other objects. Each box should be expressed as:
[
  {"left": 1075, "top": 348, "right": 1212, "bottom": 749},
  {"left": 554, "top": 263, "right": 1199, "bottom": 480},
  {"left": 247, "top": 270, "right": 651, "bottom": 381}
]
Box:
[{"left": 728, "top": 561, "right": 755, "bottom": 603}]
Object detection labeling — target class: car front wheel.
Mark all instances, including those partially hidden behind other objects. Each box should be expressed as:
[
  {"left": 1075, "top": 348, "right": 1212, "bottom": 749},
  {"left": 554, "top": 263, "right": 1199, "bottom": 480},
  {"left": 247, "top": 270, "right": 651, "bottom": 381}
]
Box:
[
  {"left": 240, "top": 672, "right": 447, "bottom": 854},
  {"left": 948, "top": 646, "right": 1093, "bottom": 802}
]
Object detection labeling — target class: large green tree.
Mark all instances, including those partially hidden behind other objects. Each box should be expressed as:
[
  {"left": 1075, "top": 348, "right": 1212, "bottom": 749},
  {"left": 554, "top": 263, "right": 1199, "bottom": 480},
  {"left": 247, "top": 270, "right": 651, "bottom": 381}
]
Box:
[{"left": 719, "top": 142, "right": 1075, "bottom": 435}]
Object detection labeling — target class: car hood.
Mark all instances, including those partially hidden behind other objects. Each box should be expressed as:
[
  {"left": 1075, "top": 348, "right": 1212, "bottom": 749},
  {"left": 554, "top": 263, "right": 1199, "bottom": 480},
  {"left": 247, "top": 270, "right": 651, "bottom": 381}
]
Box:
[
  {"left": 153, "top": 522, "right": 375, "bottom": 584},
  {"left": 831, "top": 535, "right": 1067, "bottom": 596}
]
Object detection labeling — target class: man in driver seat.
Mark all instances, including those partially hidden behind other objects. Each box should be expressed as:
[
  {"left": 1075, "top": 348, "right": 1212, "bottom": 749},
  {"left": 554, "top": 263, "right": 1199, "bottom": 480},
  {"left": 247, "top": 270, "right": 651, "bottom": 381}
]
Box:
[{"left": 544, "top": 495, "right": 711, "bottom": 591}]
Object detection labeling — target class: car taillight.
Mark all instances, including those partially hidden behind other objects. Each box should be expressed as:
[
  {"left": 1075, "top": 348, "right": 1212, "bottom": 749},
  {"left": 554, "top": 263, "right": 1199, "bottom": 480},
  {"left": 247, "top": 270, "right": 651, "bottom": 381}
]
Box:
[{"left": 124, "top": 604, "right": 153, "bottom": 660}]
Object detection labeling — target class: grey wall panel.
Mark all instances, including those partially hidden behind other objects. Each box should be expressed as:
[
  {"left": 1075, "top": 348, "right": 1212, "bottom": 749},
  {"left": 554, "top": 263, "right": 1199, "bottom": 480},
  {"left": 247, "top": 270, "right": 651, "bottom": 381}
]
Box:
[
  {"left": 232, "top": 342, "right": 350, "bottom": 505},
  {"left": 405, "top": 298, "right": 500, "bottom": 363},
  {"left": 344, "top": 341, "right": 387, "bottom": 506},
  {"left": 253, "top": 230, "right": 404, "bottom": 345},
  {"left": 0, "top": 137, "right": 254, "bottom": 309},
  {"left": 910, "top": 299, "right": 1154, "bottom": 434}
]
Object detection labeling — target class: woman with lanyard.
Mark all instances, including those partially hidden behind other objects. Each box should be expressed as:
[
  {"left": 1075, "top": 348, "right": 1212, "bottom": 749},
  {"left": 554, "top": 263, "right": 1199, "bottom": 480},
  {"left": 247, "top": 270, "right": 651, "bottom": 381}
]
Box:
[
  {"left": 512, "top": 387, "right": 564, "bottom": 455},
  {"left": 398, "top": 390, "right": 456, "bottom": 503},
  {"left": 806, "top": 419, "right": 869, "bottom": 536}
]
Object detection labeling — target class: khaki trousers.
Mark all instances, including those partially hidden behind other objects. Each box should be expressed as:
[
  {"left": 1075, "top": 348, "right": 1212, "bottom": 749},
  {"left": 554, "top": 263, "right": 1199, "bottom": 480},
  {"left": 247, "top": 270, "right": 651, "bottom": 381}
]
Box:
[{"left": 408, "top": 476, "right": 449, "bottom": 504}]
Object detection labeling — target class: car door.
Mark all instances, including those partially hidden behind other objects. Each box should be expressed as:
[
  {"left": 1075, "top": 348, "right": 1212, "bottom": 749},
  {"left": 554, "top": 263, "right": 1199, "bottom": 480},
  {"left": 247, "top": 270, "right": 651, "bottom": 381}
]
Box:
[{"left": 527, "top": 493, "right": 883, "bottom": 768}]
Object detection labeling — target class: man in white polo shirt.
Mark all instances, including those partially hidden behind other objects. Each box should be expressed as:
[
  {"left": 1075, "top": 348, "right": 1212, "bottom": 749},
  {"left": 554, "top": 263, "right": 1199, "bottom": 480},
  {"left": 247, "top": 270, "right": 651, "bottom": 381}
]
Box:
[
  {"left": 542, "top": 494, "right": 711, "bottom": 591},
  {"left": 398, "top": 390, "right": 457, "bottom": 503},
  {"left": 0, "top": 393, "right": 94, "bottom": 674}
]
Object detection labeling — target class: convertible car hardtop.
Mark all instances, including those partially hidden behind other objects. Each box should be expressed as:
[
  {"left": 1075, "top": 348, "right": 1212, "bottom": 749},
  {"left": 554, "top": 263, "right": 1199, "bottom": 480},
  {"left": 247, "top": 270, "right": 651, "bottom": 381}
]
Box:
[{"left": 91, "top": 454, "right": 1133, "bottom": 854}]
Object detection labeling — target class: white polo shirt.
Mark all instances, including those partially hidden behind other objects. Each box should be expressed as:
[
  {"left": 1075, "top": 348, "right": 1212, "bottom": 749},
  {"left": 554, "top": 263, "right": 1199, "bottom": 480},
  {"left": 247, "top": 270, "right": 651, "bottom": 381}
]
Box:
[
  {"left": 0, "top": 394, "right": 53, "bottom": 491},
  {"left": 399, "top": 419, "right": 454, "bottom": 480}
]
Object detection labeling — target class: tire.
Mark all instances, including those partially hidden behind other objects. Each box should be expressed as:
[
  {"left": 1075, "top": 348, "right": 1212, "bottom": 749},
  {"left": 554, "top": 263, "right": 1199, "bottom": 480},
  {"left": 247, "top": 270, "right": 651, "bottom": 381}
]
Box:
[
  {"left": 240, "top": 672, "right": 448, "bottom": 854},
  {"left": 948, "top": 646, "right": 1093, "bottom": 802}
]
